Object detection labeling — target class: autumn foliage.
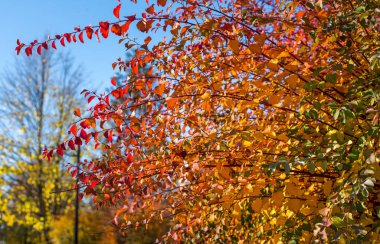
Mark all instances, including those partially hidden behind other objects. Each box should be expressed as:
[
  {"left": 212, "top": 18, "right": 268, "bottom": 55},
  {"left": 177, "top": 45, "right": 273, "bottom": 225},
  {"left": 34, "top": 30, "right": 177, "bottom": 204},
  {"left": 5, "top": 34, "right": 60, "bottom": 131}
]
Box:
[{"left": 17, "top": 0, "right": 380, "bottom": 242}]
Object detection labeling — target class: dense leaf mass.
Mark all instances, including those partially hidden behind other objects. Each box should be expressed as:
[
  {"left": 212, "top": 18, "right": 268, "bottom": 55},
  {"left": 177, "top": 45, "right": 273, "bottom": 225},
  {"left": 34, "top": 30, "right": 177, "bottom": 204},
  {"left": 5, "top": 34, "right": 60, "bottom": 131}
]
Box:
[{"left": 18, "top": 0, "right": 380, "bottom": 242}]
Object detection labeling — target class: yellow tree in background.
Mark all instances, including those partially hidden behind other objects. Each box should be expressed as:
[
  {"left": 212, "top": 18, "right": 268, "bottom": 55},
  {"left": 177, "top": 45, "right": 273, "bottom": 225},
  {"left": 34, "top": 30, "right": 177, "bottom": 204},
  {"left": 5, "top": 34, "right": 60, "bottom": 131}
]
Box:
[{"left": 0, "top": 52, "right": 83, "bottom": 243}]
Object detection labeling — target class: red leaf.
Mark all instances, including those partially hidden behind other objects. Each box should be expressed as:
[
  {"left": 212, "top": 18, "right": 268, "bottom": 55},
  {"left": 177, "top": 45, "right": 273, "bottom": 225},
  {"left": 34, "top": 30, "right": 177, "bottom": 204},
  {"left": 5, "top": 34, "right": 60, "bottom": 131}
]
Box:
[
  {"left": 25, "top": 46, "right": 32, "bottom": 56},
  {"left": 80, "top": 129, "right": 87, "bottom": 140},
  {"left": 55, "top": 35, "right": 61, "bottom": 39},
  {"left": 131, "top": 60, "right": 139, "bottom": 74},
  {"left": 111, "top": 89, "right": 120, "bottom": 99},
  {"left": 68, "top": 140, "right": 76, "bottom": 150},
  {"left": 80, "top": 119, "right": 91, "bottom": 129},
  {"left": 111, "top": 77, "right": 117, "bottom": 86},
  {"left": 108, "top": 130, "right": 113, "bottom": 142},
  {"left": 144, "top": 36, "right": 152, "bottom": 45},
  {"left": 64, "top": 33, "right": 72, "bottom": 43},
  {"left": 88, "top": 95, "right": 96, "bottom": 103},
  {"left": 75, "top": 137, "right": 83, "bottom": 146},
  {"left": 121, "top": 21, "right": 131, "bottom": 34},
  {"left": 15, "top": 44, "right": 23, "bottom": 55},
  {"left": 69, "top": 124, "right": 78, "bottom": 136},
  {"left": 60, "top": 38, "right": 65, "bottom": 47},
  {"left": 113, "top": 4, "right": 121, "bottom": 18},
  {"left": 90, "top": 180, "right": 99, "bottom": 189},
  {"left": 57, "top": 146, "right": 64, "bottom": 157},
  {"left": 60, "top": 142, "right": 67, "bottom": 151},
  {"left": 104, "top": 130, "right": 113, "bottom": 142},
  {"left": 52, "top": 41, "right": 57, "bottom": 49},
  {"left": 127, "top": 153, "right": 133, "bottom": 164},
  {"left": 71, "top": 169, "right": 78, "bottom": 177},
  {"left": 127, "top": 15, "right": 136, "bottom": 22},
  {"left": 72, "top": 34, "right": 77, "bottom": 43},
  {"left": 47, "top": 149, "right": 53, "bottom": 161},
  {"left": 99, "top": 21, "right": 110, "bottom": 38},
  {"left": 85, "top": 26, "right": 93, "bottom": 39},
  {"left": 74, "top": 108, "right": 81, "bottom": 117},
  {"left": 94, "top": 29, "right": 100, "bottom": 42},
  {"left": 78, "top": 32, "right": 84, "bottom": 43},
  {"left": 37, "top": 45, "right": 42, "bottom": 55},
  {"left": 42, "top": 42, "right": 48, "bottom": 50}
]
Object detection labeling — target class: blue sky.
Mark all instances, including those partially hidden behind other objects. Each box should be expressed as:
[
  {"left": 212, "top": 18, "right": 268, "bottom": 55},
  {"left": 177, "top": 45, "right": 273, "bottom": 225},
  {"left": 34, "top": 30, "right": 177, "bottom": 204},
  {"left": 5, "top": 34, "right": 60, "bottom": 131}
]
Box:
[{"left": 0, "top": 0, "right": 150, "bottom": 90}]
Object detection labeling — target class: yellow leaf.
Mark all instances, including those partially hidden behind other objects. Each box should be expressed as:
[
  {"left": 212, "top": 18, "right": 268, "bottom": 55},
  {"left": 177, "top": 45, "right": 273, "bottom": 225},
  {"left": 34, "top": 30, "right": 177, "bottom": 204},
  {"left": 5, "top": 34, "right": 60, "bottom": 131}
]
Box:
[
  {"left": 200, "top": 91, "right": 211, "bottom": 100},
  {"left": 243, "top": 140, "right": 252, "bottom": 147},
  {"left": 277, "top": 51, "right": 290, "bottom": 58},
  {"left": 244, "top": 183, "right": 253, "bottom": 193},
  {"left": 270, "top": 217, "right": 277, "bottom": 225}
]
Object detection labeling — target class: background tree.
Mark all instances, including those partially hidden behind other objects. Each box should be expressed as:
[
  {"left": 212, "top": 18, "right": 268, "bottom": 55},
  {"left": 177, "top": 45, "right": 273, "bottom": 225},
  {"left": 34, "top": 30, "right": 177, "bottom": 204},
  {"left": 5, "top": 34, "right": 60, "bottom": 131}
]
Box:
[
  {"left": 0, "top": 51, "right": 83, "bottom": 243},
  {"left": 17, "top": 0, "right": 380, "bottom": 242}
]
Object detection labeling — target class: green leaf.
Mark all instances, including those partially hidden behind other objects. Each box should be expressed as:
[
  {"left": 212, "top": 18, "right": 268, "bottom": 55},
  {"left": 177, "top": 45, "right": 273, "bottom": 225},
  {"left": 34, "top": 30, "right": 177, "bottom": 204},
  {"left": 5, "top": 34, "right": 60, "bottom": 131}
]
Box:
[
  {"left": 326, "top": 73, "right": 337, "bottom": 84},
  {"left": 321, "top": 161, "right": 327, "bottom": 171},
  {"left": 308, "top": 161, "right": 315, "bottom": 174},
  {"left": 309, "top": 109, "right": 318, "bottom": 120},
  {"left": 331, "top": 216, "right": 345, "bottom": 228}
]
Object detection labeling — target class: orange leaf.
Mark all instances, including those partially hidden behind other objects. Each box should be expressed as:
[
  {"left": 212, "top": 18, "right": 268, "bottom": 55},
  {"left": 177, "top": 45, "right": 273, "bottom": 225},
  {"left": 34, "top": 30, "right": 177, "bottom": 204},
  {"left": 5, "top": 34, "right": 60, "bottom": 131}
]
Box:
[
  {"left": 154, "top": 84, "right": 165, "bottom": 96},
  {"left": 228, "top": 39, "right": 240, "bottom": 54},
  {"left": 69, "top": 124, "right": 78, "bottom": 136},
  {"left": 111, "top": 23, "right": 122, "bottom": 36},
  {"left": 157, "top": 0, "right": 166, "bottom": 7},
  {"left": 285, "top": 74, "right": 298, "bottom": 89},
  {"left": 248, "top": 44, "right": 261, "bottom": 54},
  {"left": 146, "top": 4, "right": 155, "bottom": 14},
  {"left": 166, "top": 97, "right": 179, "bottom": 109},
  {"left": 74, "top": 108, "right": 81, "bottom": 117},
  {"left": 296, "top": 11, "right": 305, "bottom": 20},
  {"left": 268, "top": 95, "right": 281, "bottom": 105}
]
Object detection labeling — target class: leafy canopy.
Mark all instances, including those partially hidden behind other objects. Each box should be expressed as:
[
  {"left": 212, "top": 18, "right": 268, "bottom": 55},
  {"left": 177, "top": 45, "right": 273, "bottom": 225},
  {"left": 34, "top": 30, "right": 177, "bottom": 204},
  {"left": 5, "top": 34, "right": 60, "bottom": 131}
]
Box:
[{"left": 17, "top": 0, "right": 380, "bottom": 242}]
